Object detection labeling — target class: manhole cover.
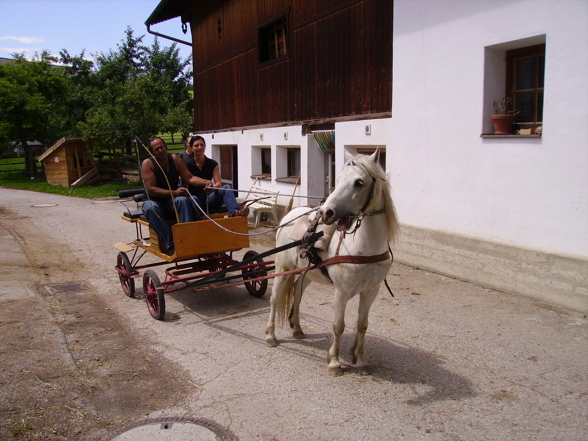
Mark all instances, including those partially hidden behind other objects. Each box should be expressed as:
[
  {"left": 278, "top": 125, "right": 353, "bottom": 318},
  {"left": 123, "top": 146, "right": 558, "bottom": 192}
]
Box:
[
  {"left": 45, "top": 282, "right": 89, "bottom": 293},
  {"left": 32, "top": 203, "right": 58, "bottom": 208},
  {"left": 102, "top": 417, "right": 236, "bottom": 441}
]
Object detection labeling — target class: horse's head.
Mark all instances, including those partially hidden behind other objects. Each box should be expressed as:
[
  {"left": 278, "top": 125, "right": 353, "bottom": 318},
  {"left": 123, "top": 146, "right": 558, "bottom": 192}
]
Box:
[{"left": 320, "top": 149, "right": 382, "bottom": 230}]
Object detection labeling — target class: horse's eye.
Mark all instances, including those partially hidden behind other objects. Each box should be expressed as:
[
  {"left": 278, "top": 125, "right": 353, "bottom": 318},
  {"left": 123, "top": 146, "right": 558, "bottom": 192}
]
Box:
[{"left": 354, "top": 179, "right": 364, "bottom": 188}]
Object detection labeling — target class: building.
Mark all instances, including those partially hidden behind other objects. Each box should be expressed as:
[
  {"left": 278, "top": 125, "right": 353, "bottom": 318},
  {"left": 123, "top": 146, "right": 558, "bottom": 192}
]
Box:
[
  {"left": 38, "top": 137, "right": 98, "bottom": 187},
  {"left": 146, "top": 0, "right": 588, "bottom": 313}
]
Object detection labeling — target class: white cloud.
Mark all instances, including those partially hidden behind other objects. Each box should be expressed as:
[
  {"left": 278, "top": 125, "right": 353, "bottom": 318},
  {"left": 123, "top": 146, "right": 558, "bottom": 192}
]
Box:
[
  {"left": 0, "top": 47, "right": 42, "bottom": 52},
  {"left": 0, "top": 36, "right": 46, "bottom": 44}
]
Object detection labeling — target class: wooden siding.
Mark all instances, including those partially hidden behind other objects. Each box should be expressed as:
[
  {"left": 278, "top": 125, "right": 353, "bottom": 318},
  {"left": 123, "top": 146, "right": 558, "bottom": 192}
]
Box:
[
  {"left": 40, "top": 139, "right": 94, "bottom": 187},
  {"left": 189, "top": 0, "right": 392, "bottom": 131}
]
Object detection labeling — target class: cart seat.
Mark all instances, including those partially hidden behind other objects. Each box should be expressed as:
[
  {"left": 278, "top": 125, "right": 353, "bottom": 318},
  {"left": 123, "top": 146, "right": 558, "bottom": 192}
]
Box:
[{"left": 119, "top": 189, "right": 229, "bottom": 221}]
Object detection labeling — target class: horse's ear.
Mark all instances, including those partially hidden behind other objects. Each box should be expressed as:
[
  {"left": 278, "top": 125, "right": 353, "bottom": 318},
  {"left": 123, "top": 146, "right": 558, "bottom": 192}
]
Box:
[
  {"left": 370, "top": 148, "right": 380, "bottom": 164},
  {"left": 343, "top": 149, "right": 353, "bottom": 164}
]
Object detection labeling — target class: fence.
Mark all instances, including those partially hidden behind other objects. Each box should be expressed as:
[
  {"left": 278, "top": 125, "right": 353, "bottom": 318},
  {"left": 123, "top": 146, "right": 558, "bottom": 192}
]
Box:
[{"left": 0, "top": 157, "right": 26, "bottom": 174}]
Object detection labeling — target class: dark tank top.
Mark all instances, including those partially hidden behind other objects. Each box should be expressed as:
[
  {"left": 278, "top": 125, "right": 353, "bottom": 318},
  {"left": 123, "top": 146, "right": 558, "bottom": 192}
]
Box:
[
  {"left": 148, "top": 154, "right": 179, "bottom": 203},
  {"left": 183, "top": 155, "right": 218, "bottom": 197}
]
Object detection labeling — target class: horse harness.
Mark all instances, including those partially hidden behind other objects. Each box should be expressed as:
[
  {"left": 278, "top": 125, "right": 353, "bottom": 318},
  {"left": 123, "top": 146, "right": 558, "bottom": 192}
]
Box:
[{"left": 298, "top": 179, "right": 395, "bottom": 296}]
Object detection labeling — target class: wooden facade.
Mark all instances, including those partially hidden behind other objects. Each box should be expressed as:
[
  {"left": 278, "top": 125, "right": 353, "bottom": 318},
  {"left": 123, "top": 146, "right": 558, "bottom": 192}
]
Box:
[
  {"left": 148, "top": 0, "right": 393, "bottom": 132},
  {"left": 38, "top": 138, "right": 96, "bottom": 187}
]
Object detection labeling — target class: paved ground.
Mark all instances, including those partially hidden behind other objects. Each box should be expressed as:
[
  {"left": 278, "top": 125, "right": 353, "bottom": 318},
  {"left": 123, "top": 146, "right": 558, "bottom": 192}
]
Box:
[{"left": 0, "top": 188, "right": 586, "bottom": 440}]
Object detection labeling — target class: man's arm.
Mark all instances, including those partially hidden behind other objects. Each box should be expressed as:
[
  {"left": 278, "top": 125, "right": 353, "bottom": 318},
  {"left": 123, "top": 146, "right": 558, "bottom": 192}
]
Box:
[{"left": 142, "top": 158, "right": 185, "bottom": 199}]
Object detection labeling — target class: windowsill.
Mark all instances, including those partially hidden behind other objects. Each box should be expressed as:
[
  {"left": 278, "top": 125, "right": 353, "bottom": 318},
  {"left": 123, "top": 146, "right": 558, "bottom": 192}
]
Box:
[
  {"left": 480, "top": 134, "right": 542, "bottom": 139},
  {"left": 251, "top": 174, "right": 271, "bottom": 181},
  {"left": 275, "top": 176, "right": 298, "bottom": 184}
]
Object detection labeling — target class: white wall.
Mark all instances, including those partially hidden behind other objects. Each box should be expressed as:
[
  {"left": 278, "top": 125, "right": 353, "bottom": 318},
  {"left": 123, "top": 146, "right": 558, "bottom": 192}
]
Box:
[
  {"left": 207, "top": 127, "right": 316, "bottom": 207},
  {"left": 195, "top": 0, "right": 588, "bottom": 311},
  {"left": 390, "top": 0, "right": 588, "bottom": 258}
]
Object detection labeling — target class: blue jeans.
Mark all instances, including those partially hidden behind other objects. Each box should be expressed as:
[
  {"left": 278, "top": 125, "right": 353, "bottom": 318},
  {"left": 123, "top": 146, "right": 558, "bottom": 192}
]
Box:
[
  {"left": 142, "top": 196, "right": 197, "bottom": 250},
  {"left": 193, "top": 185, "right": 239, "bottom": 216}
]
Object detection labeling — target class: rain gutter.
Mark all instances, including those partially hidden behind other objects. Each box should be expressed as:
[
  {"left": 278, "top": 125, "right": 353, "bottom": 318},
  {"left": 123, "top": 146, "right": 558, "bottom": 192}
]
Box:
[{"left": 146, "top": 23, "right": 192, "bottom": 47}]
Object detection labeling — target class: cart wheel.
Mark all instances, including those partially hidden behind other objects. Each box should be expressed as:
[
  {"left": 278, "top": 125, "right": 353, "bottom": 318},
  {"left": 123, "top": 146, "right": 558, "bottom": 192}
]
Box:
[
  {"left": 116, "top": 252, "right": 135, "bottom": 298},
  {"left": 242, "top": 250, "right": 268, "bottom": 298},
  {"left": 143, "top": 269, "right": 165, "bottom": 320}
]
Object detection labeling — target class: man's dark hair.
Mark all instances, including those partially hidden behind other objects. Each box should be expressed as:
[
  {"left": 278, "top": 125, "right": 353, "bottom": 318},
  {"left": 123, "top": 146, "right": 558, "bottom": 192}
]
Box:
[{"left": 149, "top": 137, "right": 167, "bottom": 150}]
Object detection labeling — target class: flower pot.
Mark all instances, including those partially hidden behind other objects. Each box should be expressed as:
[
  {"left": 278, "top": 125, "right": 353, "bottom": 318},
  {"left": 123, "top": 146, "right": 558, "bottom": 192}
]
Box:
[{"left": 492, "top": 114, "right": 515, "bottom": 135}]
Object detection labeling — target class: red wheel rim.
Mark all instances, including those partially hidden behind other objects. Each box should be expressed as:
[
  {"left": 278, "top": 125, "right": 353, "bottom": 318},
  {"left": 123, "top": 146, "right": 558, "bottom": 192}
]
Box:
[{"left": 144, "top": 275, "right": 160, "bottom": 317}]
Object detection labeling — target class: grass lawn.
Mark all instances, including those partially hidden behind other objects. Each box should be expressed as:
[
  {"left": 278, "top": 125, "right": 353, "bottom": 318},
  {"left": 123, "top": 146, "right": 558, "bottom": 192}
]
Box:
[
  {"left": 0, "top": 132, "right": 187, "bottom": 198},
  {"left": 0, "top": 171, "right": 140, "bottom": 198}
]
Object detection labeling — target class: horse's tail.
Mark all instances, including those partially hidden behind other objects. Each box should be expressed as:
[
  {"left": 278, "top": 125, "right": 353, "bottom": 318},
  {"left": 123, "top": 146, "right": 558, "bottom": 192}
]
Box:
[{"left": 276, "top": 273, "right": 296, "bottom": 326}]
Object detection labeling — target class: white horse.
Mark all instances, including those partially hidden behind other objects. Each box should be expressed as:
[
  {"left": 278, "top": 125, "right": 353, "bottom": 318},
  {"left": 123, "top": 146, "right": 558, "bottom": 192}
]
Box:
[{"left": 265, "top": 150, "right": 399, "bottom": 376}]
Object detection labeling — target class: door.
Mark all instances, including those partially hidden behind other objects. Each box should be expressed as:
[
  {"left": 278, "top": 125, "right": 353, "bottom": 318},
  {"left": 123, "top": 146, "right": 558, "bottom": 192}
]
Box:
[{"left": 219, "top": 145, "right": 238, "bottom": 189}]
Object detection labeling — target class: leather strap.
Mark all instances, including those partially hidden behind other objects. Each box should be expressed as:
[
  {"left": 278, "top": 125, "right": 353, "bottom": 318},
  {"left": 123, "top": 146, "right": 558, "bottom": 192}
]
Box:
[{"left": 316, "top": 251, "right": 390, "bottom": 268}]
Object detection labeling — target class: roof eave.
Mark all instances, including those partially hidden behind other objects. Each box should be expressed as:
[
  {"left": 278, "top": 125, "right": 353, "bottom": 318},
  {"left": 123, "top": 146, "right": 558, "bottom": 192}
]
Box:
[{"left": 145, "top": 0, "right": 184, "bottom": 26}]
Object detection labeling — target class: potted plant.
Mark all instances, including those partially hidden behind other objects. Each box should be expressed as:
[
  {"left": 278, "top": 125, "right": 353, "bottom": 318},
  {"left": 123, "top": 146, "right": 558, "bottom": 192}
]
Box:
[{"left": 492, "top": 96, "right": 519, "bottom": 135}]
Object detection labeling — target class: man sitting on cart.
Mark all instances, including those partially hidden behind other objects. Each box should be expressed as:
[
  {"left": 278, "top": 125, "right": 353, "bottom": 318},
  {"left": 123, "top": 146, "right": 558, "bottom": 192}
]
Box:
[
  {"left": 180, "top": 135, "right": 249, "bottom": 218},
  {"left": 141, "top": 137, "right": 210, "bottom": 255}
]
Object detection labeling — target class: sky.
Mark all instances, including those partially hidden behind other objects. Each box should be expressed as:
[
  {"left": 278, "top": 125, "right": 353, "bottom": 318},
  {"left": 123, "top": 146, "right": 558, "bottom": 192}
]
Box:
[{"left": 0, "top": 0, "right": 192, "bottom": 62}]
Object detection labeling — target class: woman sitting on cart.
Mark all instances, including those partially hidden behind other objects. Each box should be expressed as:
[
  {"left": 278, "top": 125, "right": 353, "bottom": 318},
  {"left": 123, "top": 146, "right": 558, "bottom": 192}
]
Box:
[
  {"left": 142, "top": 137, "right": 210, "bottom": 255},
  {"left": 180, "top": 135, "right": 249, "bottom": 219}
]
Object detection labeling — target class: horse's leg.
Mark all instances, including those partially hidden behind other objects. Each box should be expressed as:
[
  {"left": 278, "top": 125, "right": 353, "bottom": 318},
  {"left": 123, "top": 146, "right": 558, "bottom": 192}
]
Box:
[
  {"left": 265, "top": 274, "right": 289, "bottom": 347},
  {"left": 289, "top": 275, "right": 311, "bottom": 339},
  {"left": 327, "top": 290, "right": 349, "bottom": 376},
  {"left": 351, "top": 286, "right": 379, "bottom": 375}
]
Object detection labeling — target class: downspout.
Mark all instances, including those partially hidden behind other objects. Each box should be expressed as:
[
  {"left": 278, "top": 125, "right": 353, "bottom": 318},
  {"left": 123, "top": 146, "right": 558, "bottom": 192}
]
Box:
[{"left": 146, "top": 23, "right": 192, "bottom": 47}]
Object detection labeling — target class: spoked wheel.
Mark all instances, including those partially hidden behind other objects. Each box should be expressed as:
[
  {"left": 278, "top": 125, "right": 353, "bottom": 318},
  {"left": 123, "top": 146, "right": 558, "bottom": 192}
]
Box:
[
  {"left": 143, "top": 269, "right": 165, "bottom": 320},
  {"left": 241, "top": 250, "right": 268, "bottom": 298},
  {"left": 116, "top": 252, "right": 135, "bottom": 298}
]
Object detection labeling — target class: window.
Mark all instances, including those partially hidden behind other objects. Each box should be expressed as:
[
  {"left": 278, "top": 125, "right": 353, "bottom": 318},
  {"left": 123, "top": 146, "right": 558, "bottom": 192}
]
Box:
[
  {"left": 251, "top": 146, "right": 271, "bottom": 179},
  {"left": 482, "top": 36, "right": 546, "bottom": 136},
  {"left": 276, "top": 145, "right": 300, "bottom": 183},
  {"left": 287, "top": 148, "right": 300, "bottom": 177},
  {"left": 506, "top": 44, "right": 545, "bottom": 125},
  {"left": 261, "top": 148, "right": 272, "bottom": 176},
  {"left": 258, "top": 16, "right": 288, "bottom": 64}
]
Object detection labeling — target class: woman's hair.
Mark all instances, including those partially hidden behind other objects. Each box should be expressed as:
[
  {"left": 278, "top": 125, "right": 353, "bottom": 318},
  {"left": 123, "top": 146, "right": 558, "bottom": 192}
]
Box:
[{"left": 189, "top": 135, "right": 206, "bottom": 147}]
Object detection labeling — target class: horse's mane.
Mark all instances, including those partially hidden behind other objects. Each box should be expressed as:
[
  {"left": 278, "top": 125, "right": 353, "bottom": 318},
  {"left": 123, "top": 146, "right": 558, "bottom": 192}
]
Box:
[{"left": 348, "top": 154, "right": 400, "bottom": 243}]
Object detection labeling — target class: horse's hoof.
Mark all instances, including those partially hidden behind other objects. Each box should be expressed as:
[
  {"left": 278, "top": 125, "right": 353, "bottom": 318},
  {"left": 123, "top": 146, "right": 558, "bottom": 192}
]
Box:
[
  {"left": 292, "top": 330, "right": 305, "bottom": 339},
  {"left": 328, "top": 366, "right": 344, "bottom": 377},
  {"left": 266, "top": 338, "right": 279, "bottom": 347},
  {"left": 356, "top": 366, "right": 371, "bottom": 376}
]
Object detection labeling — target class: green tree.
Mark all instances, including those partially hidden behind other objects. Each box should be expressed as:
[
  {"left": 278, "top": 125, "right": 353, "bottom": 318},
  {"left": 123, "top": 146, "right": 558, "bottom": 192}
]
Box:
[
  {"left": 0, "top": 27, "right": 193, "bottom": 174},
  {"left": 58, "top": 49, "right": 97, "bottom": 135},
  {"left": 0, "top": 52, "right": 71, "bottom": 175},
  {"left": 78, "top": 28, "right": 193, "bottom": 153}
]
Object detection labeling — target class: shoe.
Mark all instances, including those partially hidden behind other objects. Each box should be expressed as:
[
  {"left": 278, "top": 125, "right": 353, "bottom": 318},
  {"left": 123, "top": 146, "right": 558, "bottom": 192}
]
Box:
[
  {"left": 162, "top": 244, "right": 175, "bottom": 256},
  {"left": 232, "top": 207, "right": 250, "bottom": 217}
]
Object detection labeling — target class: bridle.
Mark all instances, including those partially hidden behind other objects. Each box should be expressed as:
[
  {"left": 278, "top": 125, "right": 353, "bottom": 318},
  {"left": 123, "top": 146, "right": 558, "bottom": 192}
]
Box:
[
  {"left": 337, "top": 176, "right": 385, "bottom": 235},
  {"left": 298, "top": 170, "right": 394, "bottom": 296}
]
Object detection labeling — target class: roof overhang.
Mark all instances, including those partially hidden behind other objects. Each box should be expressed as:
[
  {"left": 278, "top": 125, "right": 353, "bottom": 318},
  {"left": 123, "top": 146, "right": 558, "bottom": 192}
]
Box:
[{"left": 145, "top": 0, "right": 187, "bottom": 26}]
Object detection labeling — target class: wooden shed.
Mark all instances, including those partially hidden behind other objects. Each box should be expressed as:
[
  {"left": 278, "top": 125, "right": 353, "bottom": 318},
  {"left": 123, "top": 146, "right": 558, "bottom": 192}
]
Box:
[{"left": 38, "top": 137, "right": 98, "bottom": 187}]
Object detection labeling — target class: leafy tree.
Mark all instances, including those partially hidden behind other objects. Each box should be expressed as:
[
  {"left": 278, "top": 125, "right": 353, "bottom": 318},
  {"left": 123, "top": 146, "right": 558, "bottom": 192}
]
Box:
[
  {"left": 58, "top": 49, "right": 97, "bottom": 134},
  {"left": 78, "top": 28, "right": 193, "bottom": 153},
  {"left": 0, "top": 27, "right": 193, "bottom": 175},
  {"left": 0, "top": 52, "right": 71, "bottom": 175}
]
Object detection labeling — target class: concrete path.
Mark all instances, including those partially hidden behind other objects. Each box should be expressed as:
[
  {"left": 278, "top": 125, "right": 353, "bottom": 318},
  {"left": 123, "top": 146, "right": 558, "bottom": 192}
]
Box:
[{"left": 0, "top": 188, "right": 586, "bottom": 440}]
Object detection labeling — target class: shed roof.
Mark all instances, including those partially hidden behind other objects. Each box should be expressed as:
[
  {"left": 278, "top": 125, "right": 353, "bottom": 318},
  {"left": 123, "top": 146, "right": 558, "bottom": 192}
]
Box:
[{"left": 38, "top": 137, "right": 85, "bottom": 162}]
